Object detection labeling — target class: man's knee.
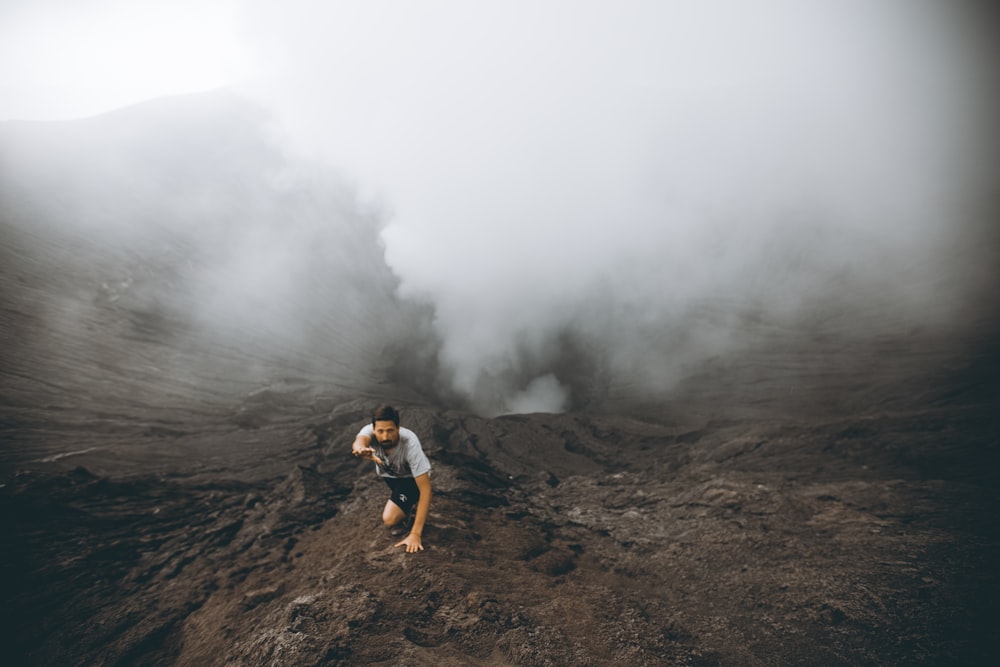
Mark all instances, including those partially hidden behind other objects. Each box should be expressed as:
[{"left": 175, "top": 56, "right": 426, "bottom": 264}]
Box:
[{"left": 382, "top": 503, "right": 404, "bottom": 526}]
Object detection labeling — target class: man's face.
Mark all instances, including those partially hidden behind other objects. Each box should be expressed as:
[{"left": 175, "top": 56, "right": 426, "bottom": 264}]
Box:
[{"left": 373, "top": 420, "right": 399, "bottom": 447}]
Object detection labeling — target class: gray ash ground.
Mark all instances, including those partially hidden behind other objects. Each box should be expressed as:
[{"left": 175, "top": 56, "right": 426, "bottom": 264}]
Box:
[{"left": 3, "top": 343, "right": 997, "bottom": 665}]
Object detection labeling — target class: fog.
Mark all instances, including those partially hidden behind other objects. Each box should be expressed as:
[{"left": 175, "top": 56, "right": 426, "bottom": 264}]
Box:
[
  {"left": 234, "top": 1, "right": 996, "bottom": 413},
  {"left": 2, "top": 1, "right": 997, "bottom": 416}
]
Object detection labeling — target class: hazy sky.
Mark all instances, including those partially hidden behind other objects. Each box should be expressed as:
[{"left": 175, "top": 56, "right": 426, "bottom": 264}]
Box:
[
  {"left": 0, "top": 0, "right": 250, "bottom": 121},
  {"left": 2, "top": 1, "right": 994, "bottom": 413}
]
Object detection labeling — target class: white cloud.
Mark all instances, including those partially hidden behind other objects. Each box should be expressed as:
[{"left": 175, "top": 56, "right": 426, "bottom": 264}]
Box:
[
  {"left": 5, "top": 0, "right": 991, "bottom": 413},
  {"left": 232, "top": 1, "right": 990, "bottom": 412}
]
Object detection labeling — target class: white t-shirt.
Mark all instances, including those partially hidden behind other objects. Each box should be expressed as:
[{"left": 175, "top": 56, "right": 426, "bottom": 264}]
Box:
[{"left": 357, "top": 424, "right": 432, "bottom": 479}]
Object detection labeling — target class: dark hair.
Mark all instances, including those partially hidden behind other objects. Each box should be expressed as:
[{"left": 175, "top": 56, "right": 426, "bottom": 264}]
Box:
[{"left": 372, "top": 404, "right": 400, "bottom": 426}]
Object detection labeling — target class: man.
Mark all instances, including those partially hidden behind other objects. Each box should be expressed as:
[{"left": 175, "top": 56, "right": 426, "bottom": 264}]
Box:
[{"left": 351, "top": 404, "right": 432, "bottom": 553}]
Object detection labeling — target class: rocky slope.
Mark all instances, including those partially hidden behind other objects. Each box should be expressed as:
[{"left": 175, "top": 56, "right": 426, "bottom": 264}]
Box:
[{"left": 3, "top": 370, "right": 997, "bottom": 665}]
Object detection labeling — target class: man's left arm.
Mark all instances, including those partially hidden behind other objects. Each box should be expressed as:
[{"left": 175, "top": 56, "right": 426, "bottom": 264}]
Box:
[{"left": 395, "top": 473, "right": 432, "bottom": 553}]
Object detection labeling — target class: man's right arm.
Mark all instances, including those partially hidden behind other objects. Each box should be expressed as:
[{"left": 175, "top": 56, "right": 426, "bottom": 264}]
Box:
[{"left": 352, "top": 434, "right": 381, "bottom": 463}]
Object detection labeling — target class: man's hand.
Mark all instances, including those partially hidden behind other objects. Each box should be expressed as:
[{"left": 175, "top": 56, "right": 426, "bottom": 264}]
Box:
[
  {"left": 394, "top": 532, "right": 424, "bottom": 553},
  {"left": 352, "top": 446, "right": 383, "bottom": 465}
]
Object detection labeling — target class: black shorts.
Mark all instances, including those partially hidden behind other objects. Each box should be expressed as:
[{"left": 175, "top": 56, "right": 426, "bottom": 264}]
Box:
[{"left": 383, "top": 476, "right": 420, "bottom": 514}]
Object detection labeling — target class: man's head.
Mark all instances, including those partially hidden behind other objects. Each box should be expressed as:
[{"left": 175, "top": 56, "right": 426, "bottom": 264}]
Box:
[{"left": 372, "top": 404, "right": 400, "bottom": 447}]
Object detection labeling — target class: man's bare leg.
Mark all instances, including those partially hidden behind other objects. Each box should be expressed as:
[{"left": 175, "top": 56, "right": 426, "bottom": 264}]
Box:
[{"left": 382, "top": 499, "right": 406, "bottom": 526}]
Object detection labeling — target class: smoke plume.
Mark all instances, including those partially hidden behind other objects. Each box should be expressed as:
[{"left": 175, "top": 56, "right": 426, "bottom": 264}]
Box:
[
  {"left": 3, "top": 1, "right": 996, "bottom": 417},
  {"left": 230, "top": 1, "right": 997, "bottom": 414}
]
